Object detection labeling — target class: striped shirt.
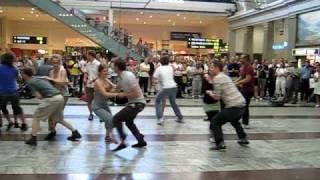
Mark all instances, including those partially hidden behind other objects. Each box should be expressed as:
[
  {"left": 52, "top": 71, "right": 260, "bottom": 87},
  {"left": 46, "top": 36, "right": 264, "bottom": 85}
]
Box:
[{"left": 213, "top": 72, "right": 245, "bottom": 108}]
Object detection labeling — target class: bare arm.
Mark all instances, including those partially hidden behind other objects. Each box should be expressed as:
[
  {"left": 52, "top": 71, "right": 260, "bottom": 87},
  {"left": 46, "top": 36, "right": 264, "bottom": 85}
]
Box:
[
  {"left": 95, "top": 80, "right": 119, "bottom": 98},
  {"left": 235, "top": 74, "right": 252, "bottom": 86},
  {"left": 48, "top": 70, "right": 69, "bottom": 86}
]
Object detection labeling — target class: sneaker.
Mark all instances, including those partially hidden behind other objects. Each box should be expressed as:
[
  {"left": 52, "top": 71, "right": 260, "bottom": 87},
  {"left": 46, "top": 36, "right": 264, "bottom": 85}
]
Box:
[
  {"left": 99, "top": 119, "right": 104, "bottom": 123},
  {"left": 176, "top": 118, "right": 184, "bottom": 123},
  {"left": 146, "top": 99, "right": 151, "bottom": 103},
  {"left": 14, "top": 123, "right": 20, "bottom": 128},
  {"left": 6, "top": 122, "right": 14, "bottom": 132},
  {"left": 112, "top": 143, "right": 128, "bottom": 152},
  {"left": 132, "top": 141, "right": 147, "bottom": 148},
  {"left": 203, "top": 118, "right": 209, "bottom": 121},
  {"left": 88, "top": 114, "right": 94, "bottom": 121},
  {"left": 237, "top": 138, "right": 250, "bottom": 145},
  {"left": 209, "top": 137, "right": 215, "bottom": 143},
  {"left": 67, "top": 130, "right": 82, "bottom": 141},
  {"left": 25, "top": 136, "right": 37, "bottom": 146},
  {"left": 157, "top": 118, "right": 164, "bottom": 126},
  {"left": 44, "top": 131, "right": 56, "bottom": 141},
  {"left": 210, "top": 144, "right": 226, "bottom": 151},
  {"left": 20, "top": 123, "right": 28, "bottom": 131},
  {"left": 315, "top": 105, "right": 320, "bottom": 108}
]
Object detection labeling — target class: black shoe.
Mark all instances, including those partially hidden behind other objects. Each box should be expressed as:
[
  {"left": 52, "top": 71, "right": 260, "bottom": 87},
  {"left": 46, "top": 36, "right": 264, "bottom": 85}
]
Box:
[
  {"left": 210, "top": 144, "right": 226, "bottom": 151},
  {"left": 14, "top": 123, "right": 20, "bottom": 128},
  {"left": 6, "top": 122, "right": 14, "bottom": 132},
  {"left": 203, "top": 118, "right": 209, "bottom": 121},
  {"left": 99, "top": 119, "right": 104, "bottom": 123},
  {"left": 25, "top": 136, "right": 37, "bottom": 146},
  {"left": 20, "top": 123, "right": 28, "bottom": 131},
  {"left": 132, "top": 141, "right": 147, "bottom": 148},
  {"left": 44, "top": 131, "right": 56, "bottom": 141},
  {"left": 146, "top": 99, "right": 151, "bottom": 103},
  {"left": 112, "top": 143, "right": 128, "bottom": 152},
  {"left": 88, "top": 114, "right": 94, "bottom": 121},
  {"left": 67, "top": 130, "right": 82, "bottom": 141},
  {"left": 237, "top": 138, "right": 250, "bottom": 145}
]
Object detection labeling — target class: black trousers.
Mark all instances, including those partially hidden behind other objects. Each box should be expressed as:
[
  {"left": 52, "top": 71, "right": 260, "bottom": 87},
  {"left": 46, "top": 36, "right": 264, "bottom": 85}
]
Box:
[
  {"left": 267, "top": 79, "right": 276, "bottom": 97},
  {"left": 139, "top": 77, "right": 149, "bottom": 94},
  {"left": 210, "top": 107, "right": 247, "bottom": 145},
  {"left": 113, "top": 103, "right": 145, "bottom": 143},
  {"left": 240, "top": 89, "right": 253, "bottom": 125},
  {"left": 79, "top": 74, "right": 84, "bottom": 94},
  {"left": 174, "top": 76, "right": 183, "bottom": 98},
  {"left": 0, "top": 93, "right": 23, "bottom": 115},
  {"left": 301, "top": 79, "right": 310, "bottom": 101}
]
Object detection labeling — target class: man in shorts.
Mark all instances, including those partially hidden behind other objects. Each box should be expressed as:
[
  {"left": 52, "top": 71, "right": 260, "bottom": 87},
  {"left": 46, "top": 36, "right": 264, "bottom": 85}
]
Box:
[{"left": 22, "top": 68, "right": 81, "bottom": 146}]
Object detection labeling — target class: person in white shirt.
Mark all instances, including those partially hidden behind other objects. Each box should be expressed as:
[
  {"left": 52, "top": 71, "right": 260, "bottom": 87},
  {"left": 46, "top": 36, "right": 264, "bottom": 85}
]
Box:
[
  {"left": 139, "top": 58, "right": 150, "bottom": 96},
  {"left": 153, "top": 56, "right": 184, "bottom": 125},
  {"left": 84, "top": 50, "right": 101, "bottom": 121},
  {"left": 275, "top": 62, "right": 288, "bottom": 97},
  {"left": 79, "top": 55, "right": 87, "bottom": 95},
  {"left": 171, "top": 57, "right": 184, "bottom": 98}
]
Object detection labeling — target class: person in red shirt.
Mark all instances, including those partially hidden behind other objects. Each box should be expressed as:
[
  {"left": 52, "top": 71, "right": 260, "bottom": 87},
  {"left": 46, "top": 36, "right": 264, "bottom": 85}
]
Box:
[{"left": 235, "top": 54, "right": 255, "bottom": 128}]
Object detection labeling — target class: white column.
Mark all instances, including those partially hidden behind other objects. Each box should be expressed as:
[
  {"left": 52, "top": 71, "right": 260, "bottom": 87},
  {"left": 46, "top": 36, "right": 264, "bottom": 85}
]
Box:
[
  {"left": 287, "top": 15, "right": 297, "bottom": 62},
  {"left": 262, "top": 22, "right": 274, "bottom": 61},
  {"left": 228, "top": 29, "right": 236, "bottom": 58},
  {"left": 108, "top": 9, "right": 114, "bottom": 36},
  {"left": 0, "top": 16, "right": 9, "bottom": 54}
]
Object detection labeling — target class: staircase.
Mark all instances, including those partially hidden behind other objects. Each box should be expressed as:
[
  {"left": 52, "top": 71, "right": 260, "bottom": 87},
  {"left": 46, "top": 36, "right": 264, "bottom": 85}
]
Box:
[{"left": 26, "top": 0, "right": 144, "bottom": 61}]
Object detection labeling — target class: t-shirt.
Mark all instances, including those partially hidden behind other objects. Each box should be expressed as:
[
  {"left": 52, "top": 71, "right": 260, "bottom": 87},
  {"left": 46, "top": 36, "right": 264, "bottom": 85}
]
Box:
[
  {"left": 117, "top": 71, "right": 145, "bottom": 104},
  {"left": 139, "top": 62, "right": 150, "bottom": 77},
  {"left": 27, "top": 77, "right": 60, "bottom": 98},
  {"left": 0, "top": 65, "right": 18, "bottom": 95},
  {"left": 79, "top": 60, "right": 87, "bottom": 74},
  {"left": 172, "top": 63, "right": 183, "bottom": 76},
  {"left": 153, "top": 65, "right": 177, "bottom": 89},
  {"left": 213, "top": 73, "right": 245, "bottom": 108},
  {"left": 68, "top": 60, "right": 81, "bottom": 75},
  {"left": 227, "top": 63, "right": 240, "bottom": 77},
  {"left": 86, "top": 59, "right": 101, "bottom": 88},
  {"left": 240, "top": 64, "right": 255, "bottom": 93},
  {"left": 36, "top": 64, "right": 52, "bottom": 76}
]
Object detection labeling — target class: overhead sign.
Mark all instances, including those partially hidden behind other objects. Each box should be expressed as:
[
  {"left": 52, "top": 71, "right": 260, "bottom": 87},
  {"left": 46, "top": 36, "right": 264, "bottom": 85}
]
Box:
[
  {"left": 13, "top": 36, "right": 47, "bottom": 44},
  {"left": 272, "top": 41, "right": 288, "bottom": 50},
  {"left": 292, "top": 48, "right": 319, "bottom": 56},
  {"left": 187, "top": 38, "right": 221, "bottom": 49},
  {"left": 171, "top": 32, "right": 201, "bottom": 41}
]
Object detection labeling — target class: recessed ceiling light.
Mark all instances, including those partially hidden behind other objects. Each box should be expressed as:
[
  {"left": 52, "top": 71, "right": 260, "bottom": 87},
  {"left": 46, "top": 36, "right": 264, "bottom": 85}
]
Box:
[
  {"left": 0, "top": 10, "right": 3, "bottom": 13},
  {"left": 168, "top": 19, "right": 171, "bottom": 22},
  {"left": 183, "top": 17, "right": 186, "bottom": 20},
  {"left": 200, "top": 20, "right": 202, "bottom": 24},
  {"left": 35, "top": 14, "right": 39, "bottom": 17},
  {"left": 136, "top": 18, "right": 140, "bottom": 21},
  {"left": 21, "top": 18, "right": 25, "bottom": 20},
  {"left": 31, "top": 8, "right": 35, "bottom": 11},
  {"left": 173, "top": 22, "right": 176, "bottom": 26},
  {"left": 52, "top": 18, "right": 56, "bottom": 21},
  {"left": 140, "top": 11, "right": 144, "bottom": 15},
  {"left": 149, "top": 15, "right": 153, "bottom": 18},
  {"left": 143, "top": 21, "right": 147, "bottom": 24},
  {"left": 30, "top": 11, "right": 34, "bottom": 14},
  {"left": 176, "top": 13, "right": 180, "bottom": 16}
]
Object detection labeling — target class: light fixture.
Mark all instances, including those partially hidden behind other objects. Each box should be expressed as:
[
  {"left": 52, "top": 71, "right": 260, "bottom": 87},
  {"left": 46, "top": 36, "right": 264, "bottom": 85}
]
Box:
[
  {"left": 52, "top": 18, "right": 56, "bottom": 21},
  {"left": 149, "top": 15, "right": 153, "bottom": 18},
  {"left": 200, "top": 20, "right": 202, "bottom": 24},
  {"left": 136, "top": 17, "right": 140, "bottom": 21},
  {"left": 0, "top": 9, "right": 3, "bottom": 13},
  {"left": 183, "top": 17, "right": 186, "bottom": 20},
  {"left": 143, "top": 21, "right": 146, "bottom": 24},
  {"left": 103, "top": 16, "right": 106, "bottom": 20},
  {"left": 168, "top": 19, "right": 171, "bottom": 22},
  {"left": 140, "top": 11, "right": 144, "bottom": 15},
  {"left": 176, "top": 13, "right": 180, "bottom": 16},
  {"left": 21, "top": 18, "right": 25, "bottom": 20},
  {"left": 114, "top": 20, "right": 117, "bottom": 23},
  {"left": 30, "top": 11, "right": 34, "bottom": 14},
  {"left": 31, "top": 8, "right": 35, "bottom": 11},
  {"left": 172, "top": 22, "right": 176, "bottom": 26},
  {"left": 35, "top": 14, "right": 39, "bottom": 17}
]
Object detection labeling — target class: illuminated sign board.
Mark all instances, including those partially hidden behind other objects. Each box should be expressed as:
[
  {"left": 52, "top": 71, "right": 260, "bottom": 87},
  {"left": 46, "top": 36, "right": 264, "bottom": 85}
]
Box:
[
  {"left": 171, "top": 32, "right": 201, "bottom": 41},
  {"left": 292, "top": 48, "right": 319, "bottom": 56},
  {"left": 187, "top": 38, "right": 222, "bottom": 49},
  {"left": 13, "top": 36, "right": 47, "bottom": 44},
  {"left": 272, "top": 41, "right": 288, "bottom": 50}
]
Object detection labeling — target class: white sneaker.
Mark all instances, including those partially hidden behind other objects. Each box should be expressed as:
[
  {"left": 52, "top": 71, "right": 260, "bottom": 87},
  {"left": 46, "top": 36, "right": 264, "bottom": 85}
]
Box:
[
  {"left": 209, "top": 137, "right": 215, "bottom": 143},
  {"left": 157, "top": 118, "right": 164, "bottom": 125},
  {"left": 315, "top": 105, "right": 320, "bottom": 108}
]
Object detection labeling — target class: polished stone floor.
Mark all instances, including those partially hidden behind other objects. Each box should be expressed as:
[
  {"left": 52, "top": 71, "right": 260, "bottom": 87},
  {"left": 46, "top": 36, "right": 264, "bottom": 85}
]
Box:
[{"left": 0, "top": 98, "right": 320, "bottom": 179}]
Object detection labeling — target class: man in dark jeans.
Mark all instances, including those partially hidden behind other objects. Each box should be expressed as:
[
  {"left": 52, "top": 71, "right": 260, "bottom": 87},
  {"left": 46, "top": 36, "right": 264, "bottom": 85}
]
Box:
[
  {"left": 207, "top": 61, "right": 249, "bottom": 151},
  {"left": 235, "top": 54, "right": 255, "bottom": 129},
  {"left": 112, "top": 58, "right": 147, "bottom": 151}
]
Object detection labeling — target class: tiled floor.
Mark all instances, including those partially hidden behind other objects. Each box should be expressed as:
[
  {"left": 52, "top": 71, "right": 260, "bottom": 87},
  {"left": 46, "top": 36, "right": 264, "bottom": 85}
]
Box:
[{"left": 0, "top": 98, "right": 320, "bottom": 179}]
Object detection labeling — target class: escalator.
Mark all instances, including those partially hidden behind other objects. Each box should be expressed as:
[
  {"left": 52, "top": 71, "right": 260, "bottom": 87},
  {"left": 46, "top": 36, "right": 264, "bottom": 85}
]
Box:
[{"left": 26, "top": 0, "right": 144, "bottom": 61}]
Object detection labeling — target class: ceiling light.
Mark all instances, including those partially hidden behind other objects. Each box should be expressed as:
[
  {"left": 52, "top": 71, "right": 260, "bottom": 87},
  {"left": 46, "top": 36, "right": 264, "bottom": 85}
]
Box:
[
  {"left": 149, "top": 15, "right": 153, "bottom": 18},
  {"left": 176, "top": 13, "right": 180, "bottom": 16},
  {"left": 35, "top": 14, "right": 39, "bottom": 17},
  {"left": 30, "top": 11, "right": 34, "bottom": 14},
  {"left": 52, "top": 18, "right": 56, "bottom": 21},
  {"left": 200, "top": 20, "right": 202, "bottom": 24},
  {"left": 172, "top": 22, "right": 176, "bottom": 26},
  {"left": 0, "top": 10, "right": 3, "bottom": 13},
  {"left": 103, "top": 16, "right": 106, "bottom": 20},
  {"left": 183, "top": 17, "right": 186, "bottom": 20},
  {"left": 31, "top": 8, "right": 35, "bottom": 11},
  {"left": 140, "top": 11, "right": 144, "bottom": 15},
  {"left": 21, "top": 18, "right": 25, "bottom": 20},
  {"left": 136, "top": 18, "right": 140, "bottom": 21},
  {"left": 168, "top": 19, "right": 171, "bottom": 22},
  {"left": 114, "top": 20, "right": 117, "bottom": 23},
  {"left": 143, "top": 22, "right": 147, "bottom": 24}
]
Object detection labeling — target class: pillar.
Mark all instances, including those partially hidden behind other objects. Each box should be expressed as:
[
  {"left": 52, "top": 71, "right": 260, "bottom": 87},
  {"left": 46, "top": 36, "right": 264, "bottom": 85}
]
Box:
[
  {"left": 228, "top": 29, "right": 236, "bottom": 58},
  {"left": 262, "top": 22, "right": 274, "bottom": 61},
  {"left": 287, "top": 15, "right": 297, "bottom": 62},
  {"left": 0, "top": 16, "right": 9, "bottom": 54},
  {"left": 243, "top": 26, "right": 254, "bottom": 57},
  {"left": 108, "top": 9, "right": 114, "bottom": 36}
]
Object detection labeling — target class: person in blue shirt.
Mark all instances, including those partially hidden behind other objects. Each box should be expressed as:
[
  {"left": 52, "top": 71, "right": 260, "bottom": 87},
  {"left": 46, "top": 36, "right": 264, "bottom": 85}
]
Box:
[
  {"left": 300, "top": 61, "right": 312, "bottom": 101},
  {"left": 0, "top": 52, "right": 27, "bottom": 131}
]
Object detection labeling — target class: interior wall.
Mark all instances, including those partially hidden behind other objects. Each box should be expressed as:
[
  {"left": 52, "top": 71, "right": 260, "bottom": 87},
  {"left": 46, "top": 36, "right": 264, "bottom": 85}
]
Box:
[
  {"left": 7, "top": 20, "right": 97, "bottom": 55},
  {"left": 235, "top": 28, "right": 245, "bottom": 53},
  {"left": 252, "top": 25, "right": 264, "bottom": 54},
  {"left": 272, "top": 19, "right": 289, "bottom": 59}
]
